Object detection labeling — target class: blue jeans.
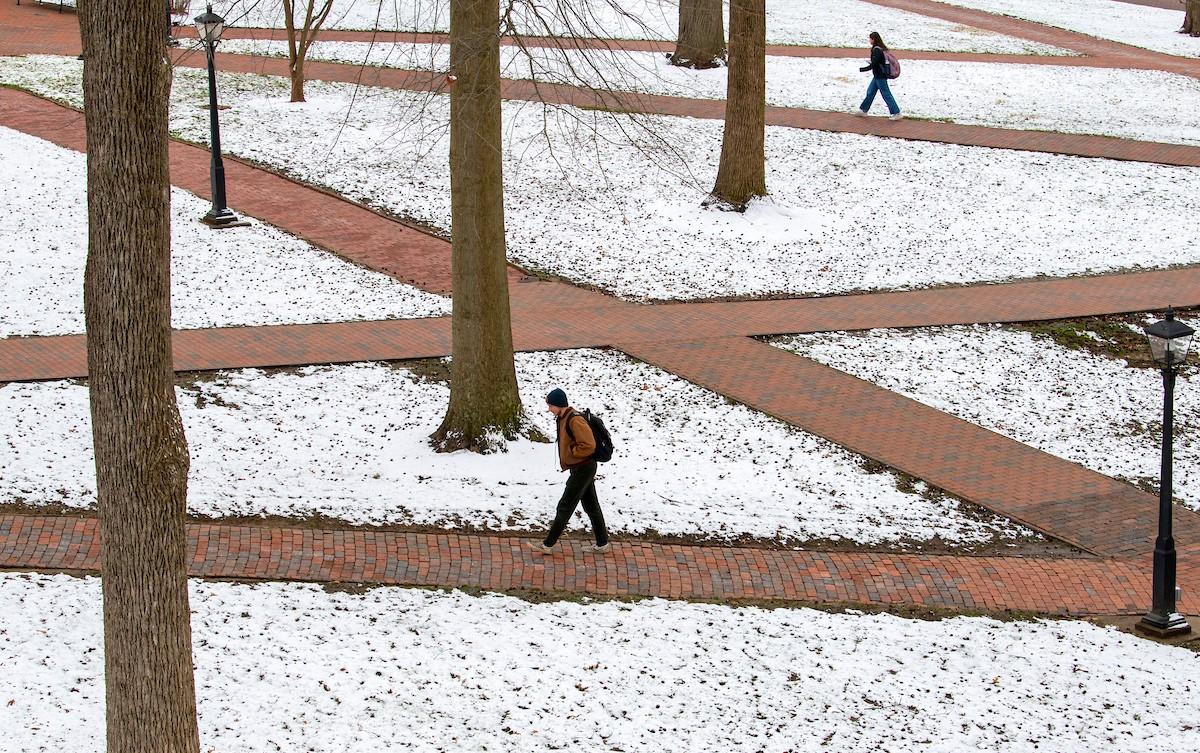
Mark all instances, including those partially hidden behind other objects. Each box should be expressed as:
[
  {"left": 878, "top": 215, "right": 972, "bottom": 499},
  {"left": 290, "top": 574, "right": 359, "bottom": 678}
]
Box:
[{"left": 860, "top": 77, "right": 900, "bottom": 115}]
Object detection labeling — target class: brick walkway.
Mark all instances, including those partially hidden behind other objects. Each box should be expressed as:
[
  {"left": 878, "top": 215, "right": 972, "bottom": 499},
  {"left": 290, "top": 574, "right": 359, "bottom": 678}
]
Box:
[
  {"left": 0, "top": 87, "right": 473, "bottom": 294},
  {"left": 167, "top": 49, "right": 1200, "bottom": 168},
  {"left": 1116, "top": 0, "right": 1183, "bottom": 9},
  {"left": 8, "top": 264, "right": 1200, "bottom": 382},
  {"left": 862, "top": 0, "right": 1199, "bottom": 79},
  {"left": 616, "top": 337, "right": 1200, "bottom": 558},
  {"left": 209, "top": 27, "right": 1128, "bottom": 68},
  {"left": 4, "top": 0, "right": 1200, "bottom": 616},
  {"left": 7, "top": 6, "right": 1200, "bottom": 168},
  {"left": 0, "top": 514, "right": 1173, "bottom": 616}
]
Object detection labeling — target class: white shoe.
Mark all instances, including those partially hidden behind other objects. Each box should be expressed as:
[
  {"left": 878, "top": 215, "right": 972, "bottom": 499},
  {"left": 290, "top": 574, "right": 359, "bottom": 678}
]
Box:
[
  {"left": 888, "top": 113, "right": 904, "bottom": 121},
  {"left": 853, "top": 109, "right": 868, "bottom": 117},
  {"left": 592, "top": 543, "right": 612, "bottom": 553},
  {"left": 528, "top": 542, "right": 555, "bottom": 555}
]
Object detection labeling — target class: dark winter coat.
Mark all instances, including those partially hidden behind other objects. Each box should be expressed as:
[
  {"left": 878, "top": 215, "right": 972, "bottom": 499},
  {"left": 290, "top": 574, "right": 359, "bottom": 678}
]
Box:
[{"left": 859, "top": 46, "right": 888, "bottom": 79}]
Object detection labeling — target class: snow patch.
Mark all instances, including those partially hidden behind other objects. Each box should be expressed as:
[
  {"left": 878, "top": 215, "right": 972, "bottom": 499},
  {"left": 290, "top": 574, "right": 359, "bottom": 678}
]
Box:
[{"left": 3, "top": 573, "right": 1199, "bottom": 753}]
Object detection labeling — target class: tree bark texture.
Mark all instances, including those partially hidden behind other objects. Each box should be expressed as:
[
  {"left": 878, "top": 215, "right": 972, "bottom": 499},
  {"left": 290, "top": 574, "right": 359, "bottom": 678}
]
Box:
[
  {"left": 78, "top": 2, "right": 200, "bottom": 752},
  {"left": 1184, "top": 0, "right": 1200, "bottom": 35},
  {"left": 282, "top": 0, "right": 334, "bottom": 102},
  {"left": 432, "top": 0, "right": 525, "bottom": 453},
  {"left": 709, "top": 0, "right": 766, "bottom": 211},
  {"left": 671, "top": 0, "right": 726, "bottom": 68}
]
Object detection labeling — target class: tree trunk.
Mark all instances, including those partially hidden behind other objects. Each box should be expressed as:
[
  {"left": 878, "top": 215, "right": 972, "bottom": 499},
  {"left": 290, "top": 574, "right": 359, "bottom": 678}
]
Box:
[
  {"left": 1184, "top": 0, "right": 1200, "bottom": 35},
  {"left": 283, "top": 0, "right": 333, "bottom": 103},
  {"left": 708, "top": 0, "right": 766, "bottom": 211},
  {"left": 290, "top": 57, "right": 306, "bottom": 102},
  {"left": 671, "top": 0, "right": 726, "bottom": 69},
  {"left": 77, "top": 2, "right": 200, "bottom": 753},
  {"left": 431, "top": 0, "right": 525, "bottom": 453}
]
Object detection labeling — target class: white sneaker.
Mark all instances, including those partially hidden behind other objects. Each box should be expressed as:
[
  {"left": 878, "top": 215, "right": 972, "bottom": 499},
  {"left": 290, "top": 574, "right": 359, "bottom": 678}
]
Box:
[
  {"left": 592, "top": 543, "right": 612, "bottom": 553},
  {"left": 888, "top": 113, "right": 904, "bottom": 121},
  {"left": 853, "top": 109, "right": 867, "bottom": 117},
  {"left": 528, "top": 542, "right": 555, "bottom": 555}
]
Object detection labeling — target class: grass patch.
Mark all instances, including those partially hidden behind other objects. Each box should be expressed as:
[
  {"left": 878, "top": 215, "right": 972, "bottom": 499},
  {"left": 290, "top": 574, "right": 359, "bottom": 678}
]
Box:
[{"left": 1011, "top": 309, "right": 1200, "bottom": 372}]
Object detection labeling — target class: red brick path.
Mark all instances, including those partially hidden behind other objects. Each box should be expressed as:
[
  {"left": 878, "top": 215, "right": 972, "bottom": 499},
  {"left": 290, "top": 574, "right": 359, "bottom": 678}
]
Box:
[
  {"left": 862, "top": 0, "right": 1199, "bottom": 79},
  {"left": 209, "top": 27, "right": 1133, "bottom": 68},
  {"left": 0, "top": 87, "right": 468, "bottom": 293},
  {"left": 617, "top": 337, "right": 1200, "bottom": 558},
  {"left": 1115, "top": 0, "right": 1183, "bottom": 9},
  {"left": 9, "top": 264, "right": 1200, "bottom": 382},
  {"left": 0, "top": 514, "right": 1176, "bottom": 616},
  {"left": 170, "top": 49, "right": 1200, "bottom": 168},
  {"left": 4, "top": 1, "right": 1200, "bottom": 616},
  {"left": 6, "top": 4, "right": 1200, "bottom": 167}
]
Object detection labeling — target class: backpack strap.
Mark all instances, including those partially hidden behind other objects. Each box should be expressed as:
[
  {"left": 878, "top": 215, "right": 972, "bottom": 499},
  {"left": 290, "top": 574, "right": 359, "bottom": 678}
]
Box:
[{"left": 563, "top": 409, "right": 592, "bottom": 444}]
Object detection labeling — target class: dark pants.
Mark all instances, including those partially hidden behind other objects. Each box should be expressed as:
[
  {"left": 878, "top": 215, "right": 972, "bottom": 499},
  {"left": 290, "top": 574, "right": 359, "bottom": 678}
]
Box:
[{"left": 543, "top": 461, "right": 608, "bottom": 547}]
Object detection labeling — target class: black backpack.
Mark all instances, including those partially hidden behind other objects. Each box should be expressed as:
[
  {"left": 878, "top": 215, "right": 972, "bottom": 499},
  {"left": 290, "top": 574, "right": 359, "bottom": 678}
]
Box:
[{"left": 566, "top": 409, "right": 614, "bottom": 463}]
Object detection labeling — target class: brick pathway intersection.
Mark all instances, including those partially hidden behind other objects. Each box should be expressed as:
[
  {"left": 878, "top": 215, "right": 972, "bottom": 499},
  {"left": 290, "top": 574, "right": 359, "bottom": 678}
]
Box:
[{"left": 3, "top": 1, "right": 1200, "bottom": 617}]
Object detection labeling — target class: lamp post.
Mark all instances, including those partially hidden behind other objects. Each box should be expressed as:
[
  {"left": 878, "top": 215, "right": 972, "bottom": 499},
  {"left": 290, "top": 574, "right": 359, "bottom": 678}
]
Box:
[
  {"left": 166, "top": 0, "right": 179, "bottom": 47},
  {"left": 194, "top": 5, "right": 241, "bottom": 227},
  {"left": 1138, "top": 307, "right": 1194, "bottom": 637}
]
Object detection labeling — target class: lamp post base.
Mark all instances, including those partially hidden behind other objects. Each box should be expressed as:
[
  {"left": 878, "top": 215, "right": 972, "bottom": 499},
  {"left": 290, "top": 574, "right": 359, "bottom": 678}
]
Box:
[
  {"left": 201, "top": 208, "right": 249, "bottom": 229},
  {"left": 1136, "top": 612, "right": 1191, "bottom": 638}
]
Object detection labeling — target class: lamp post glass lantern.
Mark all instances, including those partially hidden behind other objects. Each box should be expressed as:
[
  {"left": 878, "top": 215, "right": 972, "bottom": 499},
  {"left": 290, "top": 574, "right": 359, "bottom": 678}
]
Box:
[
  {"left": 193, "top": 4, "right": 240, "bottom": 227},
  {"left": 1139, "top": 307, "right": 1194, "bottom": 637},
  {"left": 194, "top": 4, "right": 224, "bottom": 44}
]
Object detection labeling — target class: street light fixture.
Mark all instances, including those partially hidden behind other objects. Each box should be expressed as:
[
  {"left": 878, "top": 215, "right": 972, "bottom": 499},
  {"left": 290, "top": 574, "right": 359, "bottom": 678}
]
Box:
[
  {"left": 193, "top": 4, "right": 241, "bottom": 228},
  {"left": 1138, "top": 306, "right": 1193, "bottom": 637}
]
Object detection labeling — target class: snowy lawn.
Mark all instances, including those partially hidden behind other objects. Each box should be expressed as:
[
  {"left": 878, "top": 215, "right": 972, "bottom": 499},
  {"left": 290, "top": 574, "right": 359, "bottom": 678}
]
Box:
[
  {"left": 0, "top": 350, "right": 1033, "bottom": 547},
  {"left": 6, "top": 57, "right": 1195, "bottom": 302},
  {"left": 4, "top": 573, "right": 1200, "bottom": 752},
  {"left": 3, "top": 56, "right": 1197, "bottom": 302},
  {"left": 774, "top": 322, "right": 1200, "bottom": 509},
  {"left": 218, "top": 39, "right": 1200, "bottom": 145},
  {"left": 937, "top": 0, "right": 1200, "bottom": 57},
  {"left": 197, "top": 0, "right": 1069, "bottom": 54},
  {"left": 0, "top": 126, "right": 447, "bottom": 337}
]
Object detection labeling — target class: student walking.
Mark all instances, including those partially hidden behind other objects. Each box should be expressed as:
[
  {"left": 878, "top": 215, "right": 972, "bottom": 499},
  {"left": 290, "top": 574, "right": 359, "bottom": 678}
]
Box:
[
  {"left": 529, "top": 388, "right": 611, "bottom": 555},
  {"left": 855, "top": 31, "right": 902, "bottom": 120}
]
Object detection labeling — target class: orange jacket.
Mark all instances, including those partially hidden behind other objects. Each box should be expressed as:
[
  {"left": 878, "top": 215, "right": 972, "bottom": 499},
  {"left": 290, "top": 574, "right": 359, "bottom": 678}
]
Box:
[{"left": 557, "top": 408, "right": 596, "bottom": 470}]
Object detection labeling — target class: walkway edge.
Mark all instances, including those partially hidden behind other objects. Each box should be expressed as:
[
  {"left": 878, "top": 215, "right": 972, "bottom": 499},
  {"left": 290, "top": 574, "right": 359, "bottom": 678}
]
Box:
[{"left": 0, "top": 514, "right": 1160, "bottom": 616}]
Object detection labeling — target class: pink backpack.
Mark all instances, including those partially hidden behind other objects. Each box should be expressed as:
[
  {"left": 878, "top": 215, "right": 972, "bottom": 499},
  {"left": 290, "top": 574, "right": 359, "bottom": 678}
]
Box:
[{"left": 883, "top": 50, "right": 901, "bottom": 79}]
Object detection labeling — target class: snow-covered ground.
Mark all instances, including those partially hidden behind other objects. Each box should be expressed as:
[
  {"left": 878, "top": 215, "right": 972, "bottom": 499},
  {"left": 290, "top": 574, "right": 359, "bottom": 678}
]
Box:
[
  {"left": 775, "top": 323, "right": 1200, "bottom": 509},
  {"left": 0, "top": 350, "right": 1031, "bottom": 546},
  {"left": 4, "top": 56, "right": 1196, "bottom": 302},
  {"left": 4, "top": 574, "right": 1199, "bottom": 752},
  {"left": 937, "top": 0, "right": 1200, "bottom": 57},
  {"left": 218, "top": 38, "right": 1200, "bottom": 145},
  {"left": 196, "top": 0, "right": 1069, "bottom": 54},
  {"left": 0, "top": 126, "right": 447, "bottom": 337}
]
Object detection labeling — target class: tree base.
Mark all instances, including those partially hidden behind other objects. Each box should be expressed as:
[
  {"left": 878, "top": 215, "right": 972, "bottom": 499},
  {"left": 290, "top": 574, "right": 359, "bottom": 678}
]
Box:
[
  {"left": 429, "top": 413, "right": 549, "bottom": 454},
  {"left": 702, "top": 193, "right": 760, "bottom": 213},
  {"left": 668, "top": 54, "right": 726, "bottom": 69}
]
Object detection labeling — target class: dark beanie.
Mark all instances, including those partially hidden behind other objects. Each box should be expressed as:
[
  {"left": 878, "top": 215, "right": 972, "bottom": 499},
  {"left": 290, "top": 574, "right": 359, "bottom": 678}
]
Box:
[{"left": 546, "top": 388, "right": 568, "bottom": 407}]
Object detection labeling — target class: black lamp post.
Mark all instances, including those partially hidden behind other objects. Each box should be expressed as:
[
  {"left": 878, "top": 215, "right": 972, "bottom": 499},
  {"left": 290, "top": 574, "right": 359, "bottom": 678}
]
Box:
[
  {"left": 166, "top": 0, "right": 179, "bottom": 47},
  {"left": 194, "top": 5, "right": 241, "bottom": 227},
  {"left": 1138, "top": 307, "right": 1194, "bottom": 637}
]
